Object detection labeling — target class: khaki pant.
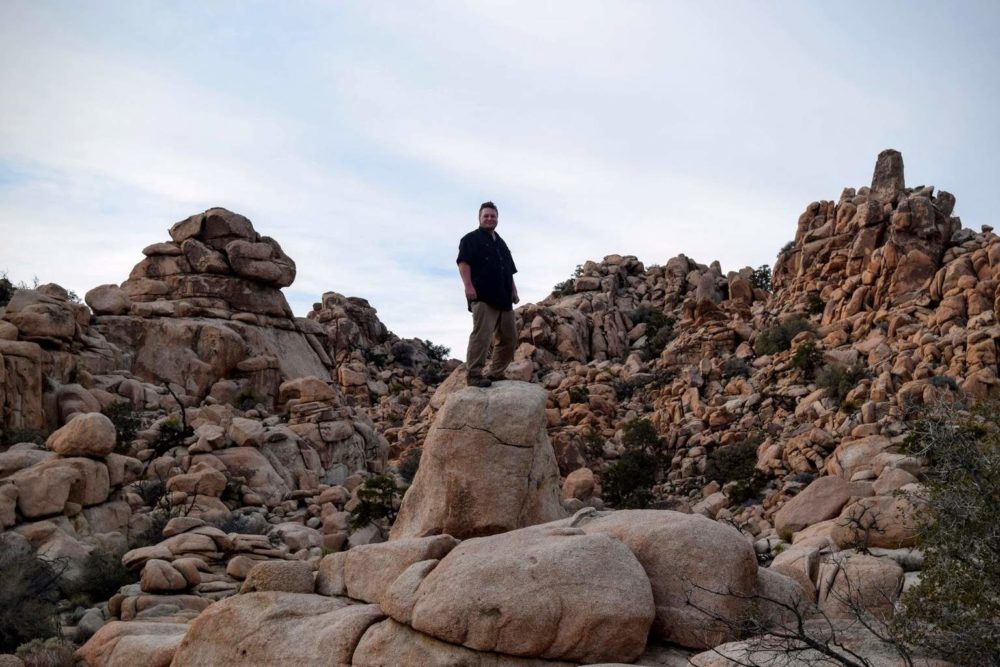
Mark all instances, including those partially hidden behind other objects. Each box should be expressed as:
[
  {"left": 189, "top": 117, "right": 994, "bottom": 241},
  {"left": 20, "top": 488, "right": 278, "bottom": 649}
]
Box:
[{"left": 466, "top": 301, "right": 516, "bottom": 380}]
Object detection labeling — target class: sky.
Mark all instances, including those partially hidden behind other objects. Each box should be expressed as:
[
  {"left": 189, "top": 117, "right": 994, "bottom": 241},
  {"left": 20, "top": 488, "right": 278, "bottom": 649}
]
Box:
[{"left": 2, "top": 1, "right": 998, "bottom": 360}]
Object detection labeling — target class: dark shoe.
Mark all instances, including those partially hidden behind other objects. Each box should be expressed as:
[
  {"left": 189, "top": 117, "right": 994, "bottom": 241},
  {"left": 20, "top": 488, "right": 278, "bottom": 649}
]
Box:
[{"left": 468, "top": 376, "right": 492, "bottom": 388}]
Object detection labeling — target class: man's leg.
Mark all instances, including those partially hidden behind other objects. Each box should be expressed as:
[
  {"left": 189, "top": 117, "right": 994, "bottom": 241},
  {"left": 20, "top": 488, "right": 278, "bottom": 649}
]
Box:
[
  {"left": 485, "top": 309, "right": 517, "bottom": 379},
  {"left": 466, "top": 301, "right": 499, "bottom": 382}
]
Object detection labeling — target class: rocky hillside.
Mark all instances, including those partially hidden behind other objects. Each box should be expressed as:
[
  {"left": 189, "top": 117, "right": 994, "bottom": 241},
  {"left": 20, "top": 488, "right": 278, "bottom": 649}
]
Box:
[{"left": 0, "top": 151, "right": 995, "bottom": 665}]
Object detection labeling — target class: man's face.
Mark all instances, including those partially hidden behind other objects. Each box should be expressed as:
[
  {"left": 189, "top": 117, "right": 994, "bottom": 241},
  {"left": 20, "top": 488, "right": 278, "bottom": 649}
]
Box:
[{"left": 479, "top": 207, "right": 498, "bottom": 231}]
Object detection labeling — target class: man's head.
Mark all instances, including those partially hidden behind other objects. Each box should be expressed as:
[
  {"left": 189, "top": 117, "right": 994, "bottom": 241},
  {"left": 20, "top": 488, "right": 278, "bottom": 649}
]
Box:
[{"left": 478, "top": 201, "right": 498, "bottom": 231}]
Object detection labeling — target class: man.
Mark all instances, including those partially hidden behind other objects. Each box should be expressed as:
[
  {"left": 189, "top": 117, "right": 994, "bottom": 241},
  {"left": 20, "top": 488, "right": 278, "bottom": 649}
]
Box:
[{"left": 456, "top": 201, "right": 520, "bottom": 387}]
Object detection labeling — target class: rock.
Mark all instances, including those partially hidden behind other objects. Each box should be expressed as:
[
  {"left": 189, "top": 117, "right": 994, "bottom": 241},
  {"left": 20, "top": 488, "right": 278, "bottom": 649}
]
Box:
[
  {"left": 824, "top": 436, "right": 894, "bottom": 478},
  {"left": 140, "top": 559, "right": 188, "bottom": 593},
  {"left": 390, "top": 382, "right": 566, "bottom": 540},
  {"left": 689, "top": 618, "right": 950, "bottom": 667},
  {"left": 165, "top": 462, "right": 227, "bottom": 497},
  {"left": 241, "top": 560, "right": 315, "bottom": 594},
  {"left": 385, "top": 523, "right": 654, "bottom": 663},
  {"left": 341, "top": 535, "right": 460, "bottom": 604},
  {"left": 575, "top": 510, "right": 759, "bottom": 649},
  {"left": 170, "top": 592, "right": 384, "bottom": 666},
  {"left": 353, "top": 618, "right": 574, "bottom": 667},
  {"left": 870, "top": 149, "right": 905, "bottom": 200},
  {"left": 85, "top": 284, "right": 132, "bottom": 316},
  {"left": 228, "top": 417, "right": 265, "bottom": 447},
  {"left": 753, "top": 567, "right": 809, "bottom": 631},
  {"left": 774, "top": 476, "right": 853, "bottom": 537},
  {"left": 830, "top": 494, "right": 922, "bottom": 549},
  {"left": 46, "top": 412, "right": 117, "bottom": 456},
  {"left": 562, "top": 467, "right": 596, "bottom": 500},
  {"left": 76, "top": 621, "right": 188, "bottom": 667},
  {"left": 817, "top": 553, "right": 904, "bottom": 619},
  {"left": 9, "top": 460, "right": 79, "bottom": 518}
]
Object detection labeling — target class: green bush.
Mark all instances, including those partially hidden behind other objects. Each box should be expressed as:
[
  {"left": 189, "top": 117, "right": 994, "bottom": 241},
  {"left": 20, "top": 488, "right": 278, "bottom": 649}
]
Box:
[
  {"left": 213, "top": 511, "right": 270, "bottom": 535},
  {"left": 0, "top": 427, "right": 47, "bottom": 448},
  {"left": 750, "top": 265, "right": 772, "bottom": 292},
  {"left": 568, "top": 386, "right": 589, "bottom": 404},
  {"left": 552, "top": 265, "right": 583, "bottom": 296},
  {"left": 601, "top": 419, "right": 666, "bottom": 509},
  {"left": 70, "top": 548, "right": 136, "bottom": 603},
  {"left": 0, "top": 536, "right": 63, "bottom": 652},
  {"left": 349, "top": 475, "right": 402, "bottom": 529},
  {"left": 721, "top": 357, "right": 752, "bottom": 379},
  {"left": 753, "top": 316, "right": 814, "bottom": 356},
  {"left": 790, "top": 340, "right": 822, "bottom": 378},
  {"left": 582, "top": 431, "right": 607, "bottom": 463},
  {"left": 629, "top": 306, "right": 676, "bottom": 361},
  {"left": 398, "top": 448, "right": 422, "bottom": 483},
  {"left": 704, "top": 438, "right": 766, "bottom": 504},
  {"left": 102, "top": 401, "right": 141, "bottom": 454},
  {"left": 895, "top": 400, "right": 1000, "bottom": 665},
  {"left": 0, "top": 274, "right": 14, "bottom": 308},
  {"left": 231, "top": 388, "right": 263, "bottom": 412},
  {"left": 778, "top": 240, "right": 795, "bottom": 256},
  {"left": 815, "top": 364, "right": 866, "bottom": 404},
  {"left": 806, "top": 292, "right": 824, "bottom": 315},
  {"left": 15, "top": 637, "right": 76, "bottom": 667},
  {"left": 422, "top": 340, "right": 450, "bottom": 363},
  {"left": 151, "top": 417, "right": 192, "bottom": 456}
]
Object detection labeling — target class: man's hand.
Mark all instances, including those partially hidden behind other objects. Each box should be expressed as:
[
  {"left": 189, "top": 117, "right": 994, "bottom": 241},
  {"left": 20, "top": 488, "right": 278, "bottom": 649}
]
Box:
[
  {"left": 465, "top": 284, "right": 477, "bottom": 300},
  {"left": 512, "top": 287, "right": 520, "bottom": 304}
]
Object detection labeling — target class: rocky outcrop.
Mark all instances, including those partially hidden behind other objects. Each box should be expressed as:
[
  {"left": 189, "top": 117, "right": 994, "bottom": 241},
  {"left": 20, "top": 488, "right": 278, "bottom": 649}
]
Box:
[{"left": 390, "top": 381, "right": 565, "bottom": 539}]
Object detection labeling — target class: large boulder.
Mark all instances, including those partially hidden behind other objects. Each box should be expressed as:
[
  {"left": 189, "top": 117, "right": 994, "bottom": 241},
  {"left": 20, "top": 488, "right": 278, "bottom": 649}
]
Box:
[
  {"left": 170, "top": 592, "right": 384, "bottom": 666},
  {"left": 76, "top": 621, "right": 188, "bottom": 667},
  {"left": 46, "top": 412, "right": 117, "bottom": 457},
  {"left": 353, "top": 619, "right": 575, "bottom": 667},
  {"left": 390, "top": 381, "right": 565, "bottom": 540},
  {"left": 573, "top": 509, "right": 760, "bottom": 649},
  {"left": 774, "top": 476, "right": 853, "bottom": 537},
  {"left": 382, "top": 523, "right": 654, "bottom": 664}
]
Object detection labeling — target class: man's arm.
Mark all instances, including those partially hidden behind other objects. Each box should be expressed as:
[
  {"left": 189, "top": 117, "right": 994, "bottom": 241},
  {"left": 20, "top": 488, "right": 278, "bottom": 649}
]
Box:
[
  {"left": 511, "top": 277, "right": 519, "bottom": 304},
  {"left": 458, "top": 262, "right": 476, "bottom": 300}
]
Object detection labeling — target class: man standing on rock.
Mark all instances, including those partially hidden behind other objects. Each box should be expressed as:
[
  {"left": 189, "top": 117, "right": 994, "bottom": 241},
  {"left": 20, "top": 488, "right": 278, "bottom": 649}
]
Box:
[{"left": 457, "top": 201, "right": 519, "bottom": 387}]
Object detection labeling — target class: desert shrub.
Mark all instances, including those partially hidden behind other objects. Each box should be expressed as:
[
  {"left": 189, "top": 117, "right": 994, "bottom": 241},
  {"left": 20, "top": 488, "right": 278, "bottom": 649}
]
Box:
[
  {"left": 721, "top": 357, "right": 752, "bottom": 379},
  {"left": 582, "top": 431, "right": 607, "bottom": 462},
  {"left": 127, "top": 509, "right": 169, "bottom": 550},
  {"left": 231, "top": 388, "right": 263, "bottom": 412},
  {"left": 750, "top": 265, "right": 772, "bottom": 292},
  {"left": 753, "top": 316, "right": 814, "bottom": 356},
  {"left": 0, "top": 427, "right": 47, "bottom": 447},
  {"left": 552, "top": 265, "right": 583, "bottom": 296},
  {"left": 601, "top": 419, "right": 666, "bottom": 509},
  {"left": 805, "top": 291, "right": 824, "bottom": 315},
  {"left": 398, "top": 448, "right": 422, "bottom": 483},
  {"left": 349, "top": 475, "right": 401, "bottom": 529},
  {"left": 131, "top": 478, "right": 165, "bottom": 508},
  {"left": 0, "top": 536, "right": 63, "bottom": 652},
  {"left": 894, "top": 400, "right": 1000, "bottom": 665},
  {"left": 15, "top": 637, "right": 76, "bottom": 667},
  {"left": 629, "top": 307, "right": 676, "bottom": 361},
  {"left": 422, "top": 340, "right": 450, "bottom": 363},
  {"left": 0, "top": 274, "right": 14, "bottom": 307},
  {"left": 778, "top": 240, "right": 795, "bottom": 256},
  {"left": 102, "top": 401, "right": 141, "bottom": 454},
  {"left": 928, "top": 374, "right": 959, "bottom": 391},
  {"left": 150, "top": 417, "right": 192, "bottom": 456},
  {"left": 704, "top": 438, "right": 766, "bottom": 504},
  {"left": 70, "top": 548, "right": 136, "bottom": 603},
  {"left": 568, "top": 386, "right": 589, "bottom": 404},
  {"left": 815, "top": 364, "right": 867, "bottom": 404},
  {"left": 790, "top": 340, "right": 822, "bottom": 378},
  {"left": 214, "top": 511, "right": 270, "bottom": 535}
]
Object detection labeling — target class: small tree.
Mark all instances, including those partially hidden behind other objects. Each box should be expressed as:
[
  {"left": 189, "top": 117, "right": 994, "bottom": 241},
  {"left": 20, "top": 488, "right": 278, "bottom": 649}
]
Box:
[
  {"left": 894, "top": 400, "right": 1000, "bottom": 666},
  {"left": 601, "top": 419, "right": 666, "bottom": 509},
  {"left": 750, "top": 265, "right": 772, "bottom": 292}
]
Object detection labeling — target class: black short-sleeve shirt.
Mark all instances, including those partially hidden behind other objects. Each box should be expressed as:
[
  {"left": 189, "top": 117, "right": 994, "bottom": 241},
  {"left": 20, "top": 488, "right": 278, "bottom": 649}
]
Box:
[{"left": 456, "top": 228, "right": 518, "bottom": 311}]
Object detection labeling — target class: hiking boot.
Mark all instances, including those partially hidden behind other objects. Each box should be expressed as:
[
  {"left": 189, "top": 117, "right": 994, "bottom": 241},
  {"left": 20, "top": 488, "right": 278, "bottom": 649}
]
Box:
[{"left": 468, "top": 376, "right": 492, "bottom": 388}]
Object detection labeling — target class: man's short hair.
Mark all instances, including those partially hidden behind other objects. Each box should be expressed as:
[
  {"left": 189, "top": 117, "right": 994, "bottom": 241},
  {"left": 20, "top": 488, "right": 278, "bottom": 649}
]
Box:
[{"left": 479, "top": 201, "right": 498, "bottom": 216}]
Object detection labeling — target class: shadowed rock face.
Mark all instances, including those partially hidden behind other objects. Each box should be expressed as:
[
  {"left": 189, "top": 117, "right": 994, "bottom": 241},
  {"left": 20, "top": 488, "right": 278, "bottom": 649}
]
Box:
[
  {"left": 389, "top": 381, "right": 566, "bottom": 540},
  {"left": 871, "top": 148, "right": 905, "bottom": 200}
]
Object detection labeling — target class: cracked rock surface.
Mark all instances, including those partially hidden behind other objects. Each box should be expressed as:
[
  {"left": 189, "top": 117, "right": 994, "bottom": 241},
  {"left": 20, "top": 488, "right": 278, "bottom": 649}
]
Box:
[{"left": 389, "top": 381, "right": 566, "bottom": 540}]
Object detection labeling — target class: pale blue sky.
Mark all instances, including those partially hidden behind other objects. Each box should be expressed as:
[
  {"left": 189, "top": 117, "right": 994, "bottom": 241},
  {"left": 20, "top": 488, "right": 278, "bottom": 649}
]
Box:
[{"left": 2, "top": 1, "right": 998, "bottom": 359}]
